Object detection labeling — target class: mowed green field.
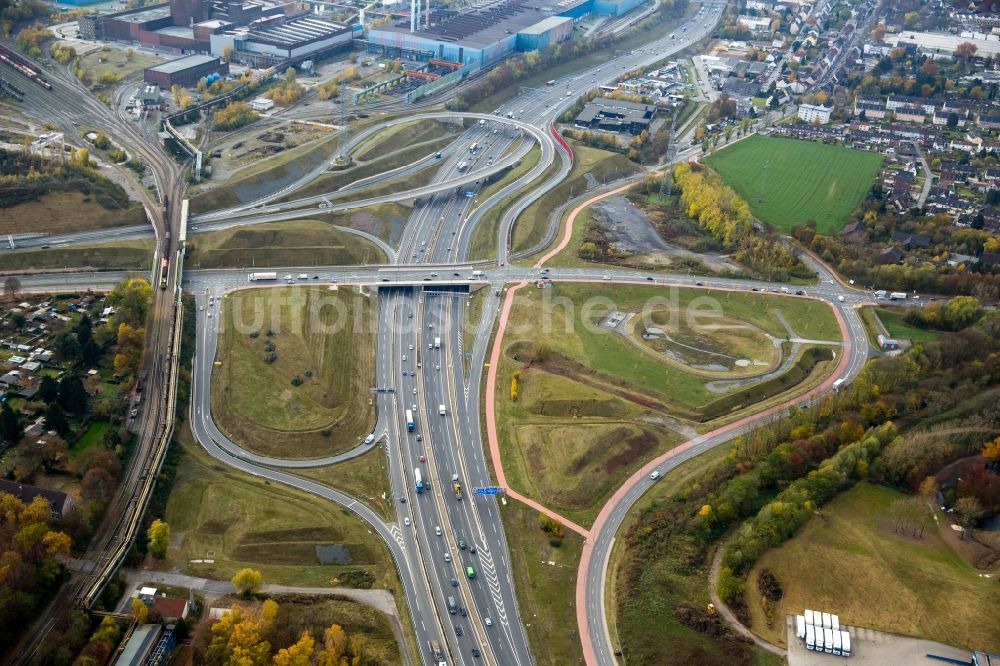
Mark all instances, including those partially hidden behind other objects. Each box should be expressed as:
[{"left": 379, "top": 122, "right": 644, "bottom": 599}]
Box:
[
  {"left": 705, "top": 135, "right": 882, "bottom": 234},
  {"left": 494, "top": 282, "right": 840, "bottom": 525},
  {"left": 744, "top": 482, "right": 1000, "bottom": 652},
  {"left": 212, "top": 286, "right": 376, "bottom": 459}
]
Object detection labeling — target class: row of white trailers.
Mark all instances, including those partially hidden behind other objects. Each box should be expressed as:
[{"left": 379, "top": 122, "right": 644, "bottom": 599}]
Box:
[{"left": 796, "top": 610, "right": 851, "bottom": 657}]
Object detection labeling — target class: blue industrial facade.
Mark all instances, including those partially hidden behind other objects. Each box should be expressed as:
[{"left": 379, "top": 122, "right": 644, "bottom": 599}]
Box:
[{"left": 368, "top": 0, "right": 639, "bottom": 70}]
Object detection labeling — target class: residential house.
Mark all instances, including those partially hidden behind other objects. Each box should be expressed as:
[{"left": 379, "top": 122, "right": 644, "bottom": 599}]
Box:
[
  {"left": 890, "top": 230, "right": 931, "bottom": 250},
  {"left": 0, "top": 479, "right": 75, "bottom": 519},
  {"left": 876, "top": 246, "right": 905, "bottom": 264}
]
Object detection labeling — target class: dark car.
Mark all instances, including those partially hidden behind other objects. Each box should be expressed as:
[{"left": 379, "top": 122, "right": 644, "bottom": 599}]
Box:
[
  {"left": 695, "top": 281, "right": 704, "bottom": 286},
  {"left": 460, "top": 607, "right": 468, "bottom": 617},
  {"left": 455, "top": 625, "right": 463, "bottom": 636},
  {"left": 472, "top": 648, "right": 481, "bottom": 658},
  {"left": 459, "top": 540, "right": 467, "bottom": 550},
  {"left": 451, "top": 578, "right": 459, "bottom": 587},
  {"left": 646, "top": 276, "right": 654, "bottom": 281},
  {"left": 795, "top": 290, "right": 805, "bottom": 295}
]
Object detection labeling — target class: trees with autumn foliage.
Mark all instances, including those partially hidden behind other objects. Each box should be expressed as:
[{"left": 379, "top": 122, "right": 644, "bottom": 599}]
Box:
[
  {"left": 672, "top": 163, "right": 808, "bottom": 279},
  {"left": 0, "top": 493, "right": 73, "bottom": 648},
  {"left": 196, "top": 600, "right": 369, "bottom": 665}
]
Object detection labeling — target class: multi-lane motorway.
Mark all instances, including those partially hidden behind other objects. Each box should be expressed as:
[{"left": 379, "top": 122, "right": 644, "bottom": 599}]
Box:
[{"left": 5, "top": 1, "right": 881, "bottom": 665}]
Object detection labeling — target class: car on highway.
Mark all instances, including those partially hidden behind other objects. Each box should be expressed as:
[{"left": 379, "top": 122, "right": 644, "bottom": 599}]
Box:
[
  {"left": 460, "top": 606, "right": 468, "bottom": 617},
  {"left": 484, "top": 617, "right": 492, "bottom": 627},
  {"left": 444, "top": 552, "right": 451, "bottom": 563},
  {"left": 695, "top": 281, "right": 704, "bottom": 286},
  {"left": 838, "top": 295, "right": 845, "bottom": 302},
  {"left": 404, "top": 517, "right": 410, "bottom": 526},
  {"left": 419, "top": 455, "right": 426, "bottom": 462},
  {"left": 400, "top": 495, "right": 406, "bottom": 504},
  {"left": 472, "top": 648, "right": 480, "bottom": 658},
  {"left": 603, "top": 275, "right": 611, "bottom": 280},
  {"left": 435, "top": 526, "right": 441, "bottom": 536},
  {"left": 451, "top": 578, "right": 459, "bottom": 587},
  {"left": 459, "top": 540, "right": 467, "bottom": 550},
  {"left": 650, "top": 470, "right": 661, "bottom": 480},
  {"left": 455, "top": 625, "right": 463, "bottom": 636}
]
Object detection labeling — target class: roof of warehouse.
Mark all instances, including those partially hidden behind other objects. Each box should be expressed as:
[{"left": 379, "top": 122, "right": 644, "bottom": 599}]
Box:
[
  {"left": 147, "top": 54, "right": 221, "bottom": 74},
  {"left": 517, "top": 15, "right": 571, "bottom": 35},
  {"left": 373, "top": 0, "right": 573, "bottom": 49},
  {"left": 246, "top": 15, "right": 351, "bottom": 46},
  {"left": 115, "top": 4, "right": 171, "bottom": 23}
]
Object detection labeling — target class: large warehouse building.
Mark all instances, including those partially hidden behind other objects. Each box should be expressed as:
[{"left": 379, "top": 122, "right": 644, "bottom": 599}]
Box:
[
  {"left": 143, "top": 53, "right": 229, "bottom": 88},
  {"left": 80, "top": 0, "right": 355, "bottom": 64},
  {"left": 367, "top": 0, "right": 643, "bottom": 69}
]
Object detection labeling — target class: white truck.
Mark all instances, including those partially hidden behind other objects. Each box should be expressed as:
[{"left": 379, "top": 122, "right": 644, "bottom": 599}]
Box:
[
  {"left": 821, "top": 612, "right": 832, "bottom": 629},
  {"left": 841, "top": 630, "right": 851, "bottom": 657},
  {"left": 804, "top": 609, "right": 816, "bottom": 626},
  {"left": 248, "top": 272, "right": 278, "bottom": 281},
  {"left": 889, "top": 291, "right": 908, "bottom": 300},
  {"left": 831, "top": 614, "right": 840, "bottom": 631},
  {"left": 823, "top": 627, "right": 834, "bottom": 653},
  {"left": 434, "top": 337, "right": 441, "bottom": 349},
  {"left": 832, "top": 378, "right": 846, "bottom": 392},
  {"left": 795, "top": 615, "right": 806, "bottom": 639},
  {"left": 439, "top": 404, "right": 446, "bottom": 415},
  {"left": 832, "top": 629, "right": 842, "bottom": 656},
  {"left": 805, "top": 624, "right": 816, "bottom": 651}
]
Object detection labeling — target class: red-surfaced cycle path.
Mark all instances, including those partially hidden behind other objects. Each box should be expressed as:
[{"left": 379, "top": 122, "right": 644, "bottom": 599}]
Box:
[{"left": 482, "top": 181, "right": 853, "bottom": 665}]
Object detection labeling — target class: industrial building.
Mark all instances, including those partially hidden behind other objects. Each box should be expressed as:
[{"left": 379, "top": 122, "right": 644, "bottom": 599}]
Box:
[
  {"left": 574, "top": 97, "right": 656, "bottom": 134},
  {"left": 367, "top": 0, "right": 644, "bottom": 69},
  {"left": 210, "top": 14, "right": 357, "bottom": 62},
  {"left": 80, "top": 0, "right": 356, "bottom": 65},
  {"left": 143, "top": 54, "right": 229, "bottom": 88}
]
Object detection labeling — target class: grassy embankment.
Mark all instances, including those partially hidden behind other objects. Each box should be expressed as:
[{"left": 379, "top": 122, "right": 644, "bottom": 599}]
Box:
[
  {"left": 353, "top": 119, "right": 459, "bottom": 161},
  {"left": 165, "top": 425, "right": 395, "bottom": 591},
  {"left": 190, "top": 133, "right": 340, "bottom": 213},
  {"left": 745, "top": 481, "right": 1000, "bottom": 652},
  {"left": 511, "top": 143, "right": 640, "bottom": 256},
  {"left": 494, "top": 282, "right": 840, "bottom": 526},
  {"left": 0, "top": 191, "right": 147, "bottom": 236},
  {"left": 211, "top": 286, "right": 376, "bottom": 459},
  {"left": 0, "top": 240, "right": 154, "bottom": 273},
  {"left": 609, "top": 445, "right": 783, "bottom": 666},
  {"left": 704, "top": 135, "right": 883, "bottom": 234},
  {"left": 186, "top": 220, "right": 385, "bottom": 269}
]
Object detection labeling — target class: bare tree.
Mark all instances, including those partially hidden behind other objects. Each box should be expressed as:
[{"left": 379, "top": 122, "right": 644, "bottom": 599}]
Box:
[
  {"left": 955, "top": 496, "right": 984, "bottom": 540},
  {"left": 4, "top": 276, "right": 21, "bottom": 301}
]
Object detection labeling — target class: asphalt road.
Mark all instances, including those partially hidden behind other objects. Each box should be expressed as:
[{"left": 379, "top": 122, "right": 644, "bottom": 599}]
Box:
[{"left": 9, "top": 2, "right": 870, "bottom": 665}]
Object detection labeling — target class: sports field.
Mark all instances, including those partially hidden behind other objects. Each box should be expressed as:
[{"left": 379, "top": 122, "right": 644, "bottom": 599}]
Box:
[{"left": 705, "top": 135, "right": 882, "bottom": 234}]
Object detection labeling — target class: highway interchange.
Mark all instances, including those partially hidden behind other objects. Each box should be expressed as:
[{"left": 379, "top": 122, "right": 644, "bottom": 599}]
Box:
[{"left": 6, "top": 1, "right": 882, "bottom": 664}]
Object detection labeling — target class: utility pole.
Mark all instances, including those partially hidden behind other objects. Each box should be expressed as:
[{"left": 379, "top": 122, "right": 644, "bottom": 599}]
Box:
[
  {"left": 659, "top": 107, "right": 681, "bottom": 201},
  {"left": 337, "top": 94, "right": 349, "bottom": 164}
]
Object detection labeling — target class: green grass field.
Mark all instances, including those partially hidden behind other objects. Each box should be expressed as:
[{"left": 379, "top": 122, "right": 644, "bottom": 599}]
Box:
[
  {"left": 211, "top": 286, "right": 376, "bottom": 459},
  {"left": 495, "top": 282, "right": 839, "bottom": 524},
  {"left": 498, "top": 500, "right": 585, "bottom": 665},
  {"left": 705, "top": 135, "right": 882, "bottom": 234},
  {"left": 876, "top": 307, "right": 943, "bottom": 343},
  {"left": 185, "top": 220, "right": 385, "bottom": 269},
  {"left": 745, "top": 482, "right": 1000, "bottom": 652},
  {"left": 165, "top": 425, "right": 398, "bottom": 590}
]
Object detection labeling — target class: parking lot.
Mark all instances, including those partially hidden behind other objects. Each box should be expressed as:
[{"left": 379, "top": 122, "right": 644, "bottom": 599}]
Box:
[{"left": 785, "top": 615, "right": 973, "bottom": 665}]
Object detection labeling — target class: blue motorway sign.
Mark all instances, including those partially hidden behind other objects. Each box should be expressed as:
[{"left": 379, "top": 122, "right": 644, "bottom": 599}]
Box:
[{"left": 475, "top": 486, "right": 502, "bottom": 495}]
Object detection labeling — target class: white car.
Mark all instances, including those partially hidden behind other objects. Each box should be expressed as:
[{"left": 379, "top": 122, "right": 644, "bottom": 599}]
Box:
[
  {"left": 650, "top": 470, "right": 661, "bottom": 480},
  {"left": 837, "top": 295, "right": 845, "bottom": 302},
  {"left": 484, "top": 618, "right": 492, "bottom": 627},
  {"left": 404, "top": 517, "right": 410, "bottom": 526}
]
